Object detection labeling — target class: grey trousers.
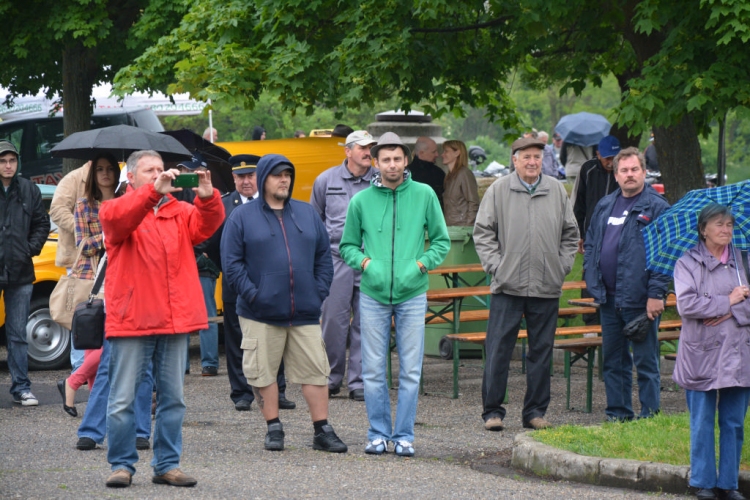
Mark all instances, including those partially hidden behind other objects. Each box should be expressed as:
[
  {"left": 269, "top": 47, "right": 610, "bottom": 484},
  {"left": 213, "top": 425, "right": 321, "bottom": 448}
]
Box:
[
  {"left": 321, "top": 252, "right": 362, "bottom": 390},
  {"left": 482, "top": 293, "right": 559, "bottom": 423}
]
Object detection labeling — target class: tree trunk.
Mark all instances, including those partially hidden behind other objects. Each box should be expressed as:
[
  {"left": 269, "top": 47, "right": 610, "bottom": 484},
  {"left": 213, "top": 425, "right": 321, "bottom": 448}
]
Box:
[
  {"left": 61, "top": 42, "right": 98, "bottom": 175},
  {"left": 653, "top": 114, "right": 704, "bottom": 204}
]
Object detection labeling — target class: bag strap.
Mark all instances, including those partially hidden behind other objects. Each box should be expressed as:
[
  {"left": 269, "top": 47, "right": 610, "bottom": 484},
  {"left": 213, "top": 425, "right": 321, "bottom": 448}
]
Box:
[{"left": 88, "top": 253, "right": 107, "bottom": 302}]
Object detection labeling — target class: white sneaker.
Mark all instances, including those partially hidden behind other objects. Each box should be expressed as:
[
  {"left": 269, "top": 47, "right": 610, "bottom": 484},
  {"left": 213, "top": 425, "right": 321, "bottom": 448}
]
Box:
[{"left": 14, "top": 392, "right": 38, "bottom": 406}]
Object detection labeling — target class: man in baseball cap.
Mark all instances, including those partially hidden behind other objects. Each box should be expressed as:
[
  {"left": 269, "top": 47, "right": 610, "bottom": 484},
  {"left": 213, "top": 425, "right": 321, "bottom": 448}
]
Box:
[{"left": 310, "top": 130, "right": 377, "bottom": 402}]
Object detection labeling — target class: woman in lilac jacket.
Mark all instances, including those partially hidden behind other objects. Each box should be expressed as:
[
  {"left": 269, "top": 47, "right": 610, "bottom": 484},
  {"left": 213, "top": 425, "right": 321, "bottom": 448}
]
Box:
[{"left": 673, "top": 204, "right": 750, "bottom": 500}]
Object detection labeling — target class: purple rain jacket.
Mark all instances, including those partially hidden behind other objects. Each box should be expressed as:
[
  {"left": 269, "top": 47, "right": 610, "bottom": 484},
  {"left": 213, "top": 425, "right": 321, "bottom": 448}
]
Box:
[{"left": 673, "top": 241, "right": 750, "bottom": 391}]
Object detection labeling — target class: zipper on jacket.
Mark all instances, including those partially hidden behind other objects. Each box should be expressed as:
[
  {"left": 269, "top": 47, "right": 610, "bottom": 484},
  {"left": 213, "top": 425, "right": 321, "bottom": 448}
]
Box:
[
  {"left": 278, "top": 216, "right": 296, "bottom": 323},
  {"left": 389, "top": 191, "right": 397, "bottom": 304}
]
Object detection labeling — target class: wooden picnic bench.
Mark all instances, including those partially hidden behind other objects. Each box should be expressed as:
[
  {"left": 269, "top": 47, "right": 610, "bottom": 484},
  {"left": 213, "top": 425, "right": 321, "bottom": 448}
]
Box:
[{"left": 553, "top": 319, "right": 683, "bottom": 413}]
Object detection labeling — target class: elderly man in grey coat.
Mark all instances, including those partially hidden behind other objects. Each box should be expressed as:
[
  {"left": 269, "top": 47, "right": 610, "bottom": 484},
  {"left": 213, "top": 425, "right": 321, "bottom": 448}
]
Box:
[{"left": 474, "top": 136, "right": 579, "bottom": 432}]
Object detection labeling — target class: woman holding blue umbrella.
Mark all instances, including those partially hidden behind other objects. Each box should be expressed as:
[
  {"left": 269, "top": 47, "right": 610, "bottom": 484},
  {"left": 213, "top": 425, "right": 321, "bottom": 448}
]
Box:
[{"left": 673, "top": 203, "right": 750, "bottom": 500}]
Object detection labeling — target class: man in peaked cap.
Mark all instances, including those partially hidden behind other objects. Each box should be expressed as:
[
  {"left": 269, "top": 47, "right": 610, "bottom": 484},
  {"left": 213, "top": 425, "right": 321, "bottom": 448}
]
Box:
[
  {"left": 310, "top": 130, "right": 377, "bottom": 402},
  {"left": 474, "top": 136, "right": 579, "bottom": 432},
  {"left": 216, "top": 154, "right": 294, "bottom": 411}
]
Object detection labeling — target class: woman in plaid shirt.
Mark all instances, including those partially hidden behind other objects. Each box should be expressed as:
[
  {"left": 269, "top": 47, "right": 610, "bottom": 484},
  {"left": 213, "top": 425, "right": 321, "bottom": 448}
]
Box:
[{"left": 57, "top": 153, "right": 120, "bottom": 417}]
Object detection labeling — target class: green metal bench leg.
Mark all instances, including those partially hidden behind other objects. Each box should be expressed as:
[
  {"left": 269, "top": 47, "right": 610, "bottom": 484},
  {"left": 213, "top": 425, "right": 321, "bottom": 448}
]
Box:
[
  {"left": 452, "top": 339, "right": 460, "bottom": 399},
  {"left": 565, "top": 351, "right": 571, "bottom": 410},
  {"left": 586, "top": 347, "right": 595, "bottom": 413}
]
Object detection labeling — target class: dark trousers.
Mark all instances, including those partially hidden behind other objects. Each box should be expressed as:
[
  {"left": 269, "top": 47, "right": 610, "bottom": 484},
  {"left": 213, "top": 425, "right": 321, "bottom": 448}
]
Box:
[
  {"left": 223, "top": 300, "right": 286, "bottom": 404},
  {"left": 482, "top": 293, "right": 559, "bottom": 423}
]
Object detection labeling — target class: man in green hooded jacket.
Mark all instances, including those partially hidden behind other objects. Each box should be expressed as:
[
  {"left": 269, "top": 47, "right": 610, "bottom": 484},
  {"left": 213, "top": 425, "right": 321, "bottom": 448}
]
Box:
[{"left": 340, "top": 132, "right": 449, "bottom": 458}]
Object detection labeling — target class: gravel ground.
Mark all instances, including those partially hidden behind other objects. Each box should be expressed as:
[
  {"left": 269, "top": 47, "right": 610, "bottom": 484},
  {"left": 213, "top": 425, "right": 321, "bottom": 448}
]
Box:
[{"left": 0, "top": 341, "right": 691, "bottom": 499}]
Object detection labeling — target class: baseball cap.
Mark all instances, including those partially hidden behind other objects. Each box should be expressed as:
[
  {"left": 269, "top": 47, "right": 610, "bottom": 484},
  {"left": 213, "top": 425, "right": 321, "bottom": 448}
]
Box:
[
  {"left": 0, "top": 140, "right": 19, "bottom": 156},
  {"left": 598, "top": 135, "right": 621, "bottom": 158},
  {"left": 269, "top": 163, "right": 293, "bottom": 176},
  {"left": 177, "top": 152, "right": 208, "bottom": 170},
  {"left": 341, "top": 130, "right": 377, "bottom": 147}
]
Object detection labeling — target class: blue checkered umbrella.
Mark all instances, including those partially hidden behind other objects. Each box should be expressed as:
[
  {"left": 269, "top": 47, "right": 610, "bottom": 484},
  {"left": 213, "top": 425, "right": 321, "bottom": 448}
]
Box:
[{"left": 643, "top": 180, "right": 750, "bottom": 276}]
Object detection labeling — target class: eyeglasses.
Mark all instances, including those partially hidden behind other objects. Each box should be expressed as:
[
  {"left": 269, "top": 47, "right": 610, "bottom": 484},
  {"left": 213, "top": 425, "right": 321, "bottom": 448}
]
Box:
[{"left": 0, "top": 158, "right": 18, "bottom": 166}]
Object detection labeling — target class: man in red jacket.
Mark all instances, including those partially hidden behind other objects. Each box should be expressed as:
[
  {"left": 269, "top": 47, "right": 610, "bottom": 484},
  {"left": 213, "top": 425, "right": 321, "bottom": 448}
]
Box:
[{"left": 99, "top": 150, "right": 224, "bottom": 489}]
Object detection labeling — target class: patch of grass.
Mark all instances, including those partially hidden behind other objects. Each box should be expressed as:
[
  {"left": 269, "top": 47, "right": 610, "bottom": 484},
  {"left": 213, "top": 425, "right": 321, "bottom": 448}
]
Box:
[{"left": 532, "top": 412, "right": 750, "bottom": 469}]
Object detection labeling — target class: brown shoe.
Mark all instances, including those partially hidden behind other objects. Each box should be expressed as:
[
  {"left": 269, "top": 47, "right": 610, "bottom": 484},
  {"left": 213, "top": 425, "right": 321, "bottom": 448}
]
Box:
[
  {"left": 106, "top": 469, "right": 132, "bottom": 488},
  {"left": 152, "top": 468, "right": 197, "bottom": 487},
  {"left": 523, "top": 417, "right": 553, "bottom": 430},
  {"left": 484, "top": 417, "right": 504, "bottom": 431}
]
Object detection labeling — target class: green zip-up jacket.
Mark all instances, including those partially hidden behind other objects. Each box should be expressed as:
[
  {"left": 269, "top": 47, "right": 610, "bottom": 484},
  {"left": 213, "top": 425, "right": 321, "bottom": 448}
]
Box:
[{"left": 340, "top": 171, "right": 449, "bottom": 305}]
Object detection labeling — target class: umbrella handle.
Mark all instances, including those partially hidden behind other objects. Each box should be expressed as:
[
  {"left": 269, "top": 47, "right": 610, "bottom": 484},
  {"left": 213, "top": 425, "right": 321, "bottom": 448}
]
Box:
[{"left": 732, "top": 244, "right": 743, "bottom": 286}]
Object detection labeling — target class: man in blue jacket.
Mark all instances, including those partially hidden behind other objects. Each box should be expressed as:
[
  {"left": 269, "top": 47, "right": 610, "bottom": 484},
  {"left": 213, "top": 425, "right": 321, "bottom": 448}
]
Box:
[
  {"left": 221, "top": 154, "right": 346, "bottom": 453},
  {"left": 583, "top": 147, "right": 671, "bottom": 421}
]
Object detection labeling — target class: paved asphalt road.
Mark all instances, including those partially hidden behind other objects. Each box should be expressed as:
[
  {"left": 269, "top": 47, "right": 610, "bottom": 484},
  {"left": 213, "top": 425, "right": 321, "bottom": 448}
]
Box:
[{"left": 0, "top": 341, "right": 692, "bottom": 499}]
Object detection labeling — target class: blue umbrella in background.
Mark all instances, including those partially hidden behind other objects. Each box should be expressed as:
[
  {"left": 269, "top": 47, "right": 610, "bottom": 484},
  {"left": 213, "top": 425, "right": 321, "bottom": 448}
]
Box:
[
  {"left": 554, "top": 112, "right": 611, "bottom": 147},
  {"left": 643, "top": 180, "right": 750, "bottom": 276}
]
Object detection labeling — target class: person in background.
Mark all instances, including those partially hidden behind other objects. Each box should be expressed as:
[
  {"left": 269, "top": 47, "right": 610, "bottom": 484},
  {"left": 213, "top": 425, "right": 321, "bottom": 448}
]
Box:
[
  {"left": 50, "top": 161, "right": 91, "bottom": 371},
  {"left": 537, "top": 131, "right": 560, "bottom": 178},
  {"left": 560, "top": 142, "right": 593, "bottom": 185},
  {"left": 644, "top": 133, "right": 659, "bottom": 172},
  {"left": 408, "top": 136, "right": 445, "bottom": 209},
  {"left": 673, "top": 204, "right": 750, "bottom": 500},
  {"left": 340, "top": 132, "right": 449, "bottom": 457},
  {"left": 172, "top": 153, "right": 221, "bottom": 377},
  {"left": 202, "top": 127, "right": 218, "bottom": 143},
  {"left": 552, "top": 132, "right": 563, "bottom": 161},
  {"left": 441, "top": 139, "right": 479, "bottom": 226},
  {"left": 0, "top": 140, "right": 50, "bottom": 407},
  {"left": 331, "top": 124, "right": 354, "bottom": 138},
  {"left": 294, "top": 130, "right": 306, "bottom": 138},
  {"left": 311, "top": 130, "right": 377, "bottom": 401},
  {"left": 57, "top": 153, "right": 119, "bottom": 417},
  {"left": 252, "top": 126, "right": 266, "bottom": 141}
]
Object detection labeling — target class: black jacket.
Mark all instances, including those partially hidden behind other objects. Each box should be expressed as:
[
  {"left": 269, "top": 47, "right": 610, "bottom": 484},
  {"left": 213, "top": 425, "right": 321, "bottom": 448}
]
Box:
[
  {"left": 573, "top": 158, "right": 617, "bottom": 238},
  {"left": 408, "top": 157, "right": 445, "bottom": 209},
  {"left": 218, "top": 190, "right": 245, "bottom": 302},
  {"left": 0, "top": 176, "right": 50, "bottom": 285}
]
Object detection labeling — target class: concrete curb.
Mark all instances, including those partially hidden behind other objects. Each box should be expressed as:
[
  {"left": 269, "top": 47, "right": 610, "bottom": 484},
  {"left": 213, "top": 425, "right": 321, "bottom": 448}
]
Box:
[{"left": 511, "top": 432, "right": 750, "bottom": 495}]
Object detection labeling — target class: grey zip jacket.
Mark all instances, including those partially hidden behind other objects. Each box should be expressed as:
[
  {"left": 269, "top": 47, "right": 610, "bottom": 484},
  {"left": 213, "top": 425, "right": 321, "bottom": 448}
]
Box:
[{"left": 473, "top": 172, "right": 579, "bottom": 298}]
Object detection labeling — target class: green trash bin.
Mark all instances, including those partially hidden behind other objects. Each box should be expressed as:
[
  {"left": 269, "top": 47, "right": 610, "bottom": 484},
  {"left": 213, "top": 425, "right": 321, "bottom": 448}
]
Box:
[{"left": 424, "top": 226, "right": 487, "bottom": 359}]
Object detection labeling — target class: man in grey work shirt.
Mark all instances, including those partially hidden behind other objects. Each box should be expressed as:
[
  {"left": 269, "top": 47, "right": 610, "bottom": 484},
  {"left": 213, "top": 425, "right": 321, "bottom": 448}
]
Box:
[{"left": 310, "top": 130, "right": 377, "bottom": 401}]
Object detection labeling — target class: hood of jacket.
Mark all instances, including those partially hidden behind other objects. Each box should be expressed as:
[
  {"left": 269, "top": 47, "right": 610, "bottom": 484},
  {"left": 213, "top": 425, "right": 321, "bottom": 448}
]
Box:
[{"left": 256, "top": 154, "right": 296, "bottom": 204}]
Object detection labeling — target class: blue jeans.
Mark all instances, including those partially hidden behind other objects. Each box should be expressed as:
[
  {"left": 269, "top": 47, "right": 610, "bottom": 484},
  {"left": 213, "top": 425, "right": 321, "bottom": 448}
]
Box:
[
  {"left": 360, "top": 293, "right": 426, "bottom": 444},
  {"left": 1, "top": 284, "right": 33, "bottom": 397},
  {"left": 686, "top": 387, "right": 750, "bottom": 490},
  {"left": 599, "top": 296, "right": 660, "bottom": 419},
  {"left": 77, "top": 338, "right": 153, "bottom": 443},
  {"left": 108, "top": 334, "right": 187, "bottom": 476},
  {"left": 198, "top": 276, "right": 218, "bottom": 369}
]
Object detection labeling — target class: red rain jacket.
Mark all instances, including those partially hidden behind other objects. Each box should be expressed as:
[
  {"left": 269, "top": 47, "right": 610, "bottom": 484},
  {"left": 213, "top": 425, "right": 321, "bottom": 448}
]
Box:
[{"left": 100, "top": 183, "right": 224, "bottom": 338}]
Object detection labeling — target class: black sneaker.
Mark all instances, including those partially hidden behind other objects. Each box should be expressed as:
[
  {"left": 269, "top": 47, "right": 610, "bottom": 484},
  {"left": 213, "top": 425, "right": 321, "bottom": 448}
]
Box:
[
  {"left": 201, "top": 366, "right": 218, "bottom": 377},
  {"left": 278, "top": 395, "right": 296, "bottom": 410},
  {"left": 265, "top": 422, "right": 285, "bottom": 451},
  {"left": 328, "top": 386, "right": 341, "bottom": 397},
  {"left": 76, "top": 437, "right": 96, "bottom": 450},
  {"left": 136, "top": 437, "right": 150, "bottom": 450},
  {"left": 234, "top": 399, "right": 252, "bottom": 411},
  {"left": 312, "top": 424, "right": 347, "bottom": 453}
]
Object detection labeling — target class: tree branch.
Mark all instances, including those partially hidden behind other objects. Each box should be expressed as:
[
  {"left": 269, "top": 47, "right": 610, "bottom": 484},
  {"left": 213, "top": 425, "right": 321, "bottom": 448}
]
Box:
[{"left": 410, "top": 15, "right": 512, "bottom": 34}]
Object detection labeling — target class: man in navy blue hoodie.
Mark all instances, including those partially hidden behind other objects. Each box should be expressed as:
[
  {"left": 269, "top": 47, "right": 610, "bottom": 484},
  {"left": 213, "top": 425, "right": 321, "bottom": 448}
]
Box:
[{"left": 221, "top": 154, "right": 346, "bottom": 453}]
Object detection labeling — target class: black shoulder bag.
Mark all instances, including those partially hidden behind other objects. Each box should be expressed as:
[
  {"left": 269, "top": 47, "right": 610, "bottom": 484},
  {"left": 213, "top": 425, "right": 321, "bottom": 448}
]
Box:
[{"left": 72, "top": 254, "right": 107, "bottom": 350}]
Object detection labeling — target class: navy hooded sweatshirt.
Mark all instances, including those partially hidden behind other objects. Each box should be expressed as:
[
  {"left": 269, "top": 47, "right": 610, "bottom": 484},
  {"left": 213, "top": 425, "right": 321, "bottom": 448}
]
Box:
[{"left": 220, "top": 154, "right": 333, "bottom": 326}]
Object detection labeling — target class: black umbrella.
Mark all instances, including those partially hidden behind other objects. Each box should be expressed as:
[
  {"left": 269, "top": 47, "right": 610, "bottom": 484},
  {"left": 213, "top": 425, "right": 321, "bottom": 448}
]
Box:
[
  {"left": 161, "top": 129, "right": 235, "bottom": 193},
  {"left": 50, "top": 125, "right": 192, "bottom": 162}
]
